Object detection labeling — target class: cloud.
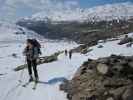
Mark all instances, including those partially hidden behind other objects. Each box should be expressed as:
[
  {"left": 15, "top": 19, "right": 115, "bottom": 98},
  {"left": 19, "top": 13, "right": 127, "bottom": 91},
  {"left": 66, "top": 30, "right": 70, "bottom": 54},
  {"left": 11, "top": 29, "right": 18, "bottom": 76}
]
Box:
[
  {"left": 66, "top": 0, "right": 79, "bottom": 6},
  {"left": 0, "top": 0, "right": 79, "bottom": 22}
]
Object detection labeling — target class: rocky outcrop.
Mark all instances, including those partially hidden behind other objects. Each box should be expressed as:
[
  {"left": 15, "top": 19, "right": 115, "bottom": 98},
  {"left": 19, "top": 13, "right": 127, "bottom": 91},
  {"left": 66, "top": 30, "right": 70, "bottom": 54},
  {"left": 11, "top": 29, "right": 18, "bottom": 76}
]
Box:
[
  {"left": 71, "top": 45, "right": 93, "bottom": 54},
  {"left": 118, "top": 35, "right": 133, "bottom": 45},
  {"left": 14, "top": 51, "right": 63, "bottom": 71},
  {"left": 60, "top": 55, "right": 133, "bottom": 100}
]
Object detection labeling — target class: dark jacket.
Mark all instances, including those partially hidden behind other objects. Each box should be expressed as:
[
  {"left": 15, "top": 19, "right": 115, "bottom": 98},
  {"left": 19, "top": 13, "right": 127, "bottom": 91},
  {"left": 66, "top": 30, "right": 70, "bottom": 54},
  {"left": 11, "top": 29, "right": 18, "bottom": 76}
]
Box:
[{"left": 23, "top": 46, "right": 39, "bottom": 61}]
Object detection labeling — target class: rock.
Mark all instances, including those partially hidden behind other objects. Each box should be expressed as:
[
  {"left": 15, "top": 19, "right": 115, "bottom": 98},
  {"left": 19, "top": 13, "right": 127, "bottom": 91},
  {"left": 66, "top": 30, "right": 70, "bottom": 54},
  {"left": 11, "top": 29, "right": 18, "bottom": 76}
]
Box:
[
  {"left": 122, "top": 87, "right": 133, "bottom": 100},
  {"left": 12, "top": 53, "right": 18, "bottom": 58},
  {"left": 97, "top": 63, "right": 109, "bottom": 75},
  {"left": 71, "top": 44, "right": 93, "bottom": 54},
  {"left": 109, "top": 86, "right": 126, "bottom": 99},
  {"left": 97, "top": 58, "right": 109, "bottom": 64},
  {"left": 126, "top": 43, "right": 132, "bottom": 47},
  {"left": 60, "top": 80, "right": 70, "bottom": 91},
  {"left": 60, "top": 55, "right": 133, "bottom": 100},
  {"left": 97, "top": 45, "right": 104, "bottom": 48},
  {"left": 0, "top": 73, "right": 5, "bottom": 76},
  {"left": 81, "top": 48, "right": 88, "bottom": 54},
  {"left": 106, "top": 97, "right": 114, "bottom": 100},
  {"left": 81, "top": 48, "right": 93, "bottom": 54},
  {"left": 128, "top": 62, "right": 133, "bottom": 68},
  {"left": 118, "top": 36, "right": 133, "bottom": 45},
  {"left": 72, "top": 45, "right": 89, "bottom": 54}
]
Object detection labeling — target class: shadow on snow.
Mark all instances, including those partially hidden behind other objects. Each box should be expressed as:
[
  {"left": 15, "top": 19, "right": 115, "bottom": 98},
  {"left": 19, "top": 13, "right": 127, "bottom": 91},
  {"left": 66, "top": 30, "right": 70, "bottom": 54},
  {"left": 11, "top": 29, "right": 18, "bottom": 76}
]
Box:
[{"left": 38, "top": 77, "right": 67, "bottom": 85}]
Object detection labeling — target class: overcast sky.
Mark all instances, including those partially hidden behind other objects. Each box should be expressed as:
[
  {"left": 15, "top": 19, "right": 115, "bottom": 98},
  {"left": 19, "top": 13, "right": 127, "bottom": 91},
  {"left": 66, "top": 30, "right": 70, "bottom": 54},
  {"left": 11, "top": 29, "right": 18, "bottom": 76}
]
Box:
[{"left": 0, "top": 0, "right": 132, "bottom": 22}]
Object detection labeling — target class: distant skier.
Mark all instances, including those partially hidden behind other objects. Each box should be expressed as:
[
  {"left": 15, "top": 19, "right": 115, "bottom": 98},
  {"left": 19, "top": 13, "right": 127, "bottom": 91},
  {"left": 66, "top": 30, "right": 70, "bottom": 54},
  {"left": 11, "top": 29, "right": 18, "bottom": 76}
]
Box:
[
  {"left": 69, "top": 50, "right": 72, "bottom": 59},
  {"left": 23, "top": 39, "right": 41, "bottom": 82},
  {"left": 65, "top": 49, "right": 68, "bottom": 56}
]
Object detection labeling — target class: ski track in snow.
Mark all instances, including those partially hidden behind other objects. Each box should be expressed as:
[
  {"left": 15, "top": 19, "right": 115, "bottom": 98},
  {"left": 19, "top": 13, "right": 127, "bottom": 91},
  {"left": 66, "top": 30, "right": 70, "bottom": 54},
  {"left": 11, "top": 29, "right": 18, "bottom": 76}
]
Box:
[{"left": 0, "top": 32, "right": 133, "bottom": 100}]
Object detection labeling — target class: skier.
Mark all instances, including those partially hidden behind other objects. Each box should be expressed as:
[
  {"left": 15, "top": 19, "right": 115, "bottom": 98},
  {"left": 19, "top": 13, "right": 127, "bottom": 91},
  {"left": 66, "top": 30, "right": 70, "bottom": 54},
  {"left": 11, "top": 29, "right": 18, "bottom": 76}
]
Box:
[
  {"left": 69, "top": 50, "right": 72, "bottom": 59},
  {"left": 23, "top": 39, "right": 41, "bottom": 83},
  {"left": 65, "top": 49, "right": 68, "bottom": 56}
]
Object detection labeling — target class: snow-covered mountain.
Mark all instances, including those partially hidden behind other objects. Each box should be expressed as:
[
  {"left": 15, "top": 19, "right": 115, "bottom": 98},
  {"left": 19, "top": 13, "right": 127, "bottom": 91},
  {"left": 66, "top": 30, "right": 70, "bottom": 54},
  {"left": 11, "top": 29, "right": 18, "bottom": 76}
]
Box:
[
  {"left": 1, "top": 2, "right": 133, "bottom": 100},
  {"left": 24, "top": 2, "right": 133, "bottom": 22},
  {"left": 0, "top": 22, "right": 25, "bottom": 42},
  {"left": 0, "top": 22, "right": 42, "bottom": 42}
]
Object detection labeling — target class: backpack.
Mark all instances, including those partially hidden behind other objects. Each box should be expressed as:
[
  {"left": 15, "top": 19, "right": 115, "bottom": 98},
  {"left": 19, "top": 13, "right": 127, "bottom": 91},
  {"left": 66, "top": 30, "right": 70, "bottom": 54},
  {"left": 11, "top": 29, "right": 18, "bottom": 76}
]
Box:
[{"left": 32, "top": 39, "right": 42, "bottom": 55}]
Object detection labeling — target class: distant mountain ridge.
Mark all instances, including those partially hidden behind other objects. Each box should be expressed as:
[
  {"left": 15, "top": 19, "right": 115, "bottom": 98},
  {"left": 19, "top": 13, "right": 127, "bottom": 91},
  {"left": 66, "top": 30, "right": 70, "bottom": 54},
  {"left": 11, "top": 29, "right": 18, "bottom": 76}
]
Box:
[
  {"left": 17, "top": 2, "right": 133, "bottom": 44},
  {"left": 21, "top": 2, "right": 133, "bottom": 22}
]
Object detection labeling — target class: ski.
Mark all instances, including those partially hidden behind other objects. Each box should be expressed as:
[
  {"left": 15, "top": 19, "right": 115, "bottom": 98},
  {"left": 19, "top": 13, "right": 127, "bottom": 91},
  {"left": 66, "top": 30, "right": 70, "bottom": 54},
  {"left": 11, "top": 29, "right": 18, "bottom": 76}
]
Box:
[
  {"left": 22, "top": 81, "right": 32, "bottom": 87},
  {"left": 22, "top": 80, "right": 44, "bottom": 89}
]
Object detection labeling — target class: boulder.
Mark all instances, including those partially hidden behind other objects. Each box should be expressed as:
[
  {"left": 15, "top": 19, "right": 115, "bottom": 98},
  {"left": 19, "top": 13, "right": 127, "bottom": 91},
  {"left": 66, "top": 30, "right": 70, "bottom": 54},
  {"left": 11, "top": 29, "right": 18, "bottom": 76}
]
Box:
[
  {"left": 60, "top": 55, "right": 133, "bottom": 100},
  {"left": 118, "top": 37, "right": 133, "bottom": 45},
  {"left": 96, "top": 63, "right": 109, "bottom": 75},
  {"left": 97, "top": 45, "right": 104, "bottom": 48},
  {"left": 122, "top": 87, "right": 133, "bottom": 100},
  {"left": 11, "top": 53, "right": 18, "bottom": 58}
]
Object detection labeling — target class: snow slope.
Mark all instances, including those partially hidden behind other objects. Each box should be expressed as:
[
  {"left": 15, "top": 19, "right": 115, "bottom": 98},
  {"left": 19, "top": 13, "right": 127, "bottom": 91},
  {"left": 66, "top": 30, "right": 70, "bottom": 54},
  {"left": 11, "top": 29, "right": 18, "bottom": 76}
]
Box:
[
  {"left": 0, "top": 23, "right": 133, "bottom": 100},
  {"left": 28, "top": 2, "right": 133, "bottom": 22},
  {"left": 0, "top": 22, "right": 43, "bottom": 43},
  {"left": 0, "top": 23, "right": 26, "bottom": 42},
  {"left": 0, "top": 36, "right": 84, "bottom": 100},
  {"left": 87, "top": 33, "right": 133, "bottom": 59}
]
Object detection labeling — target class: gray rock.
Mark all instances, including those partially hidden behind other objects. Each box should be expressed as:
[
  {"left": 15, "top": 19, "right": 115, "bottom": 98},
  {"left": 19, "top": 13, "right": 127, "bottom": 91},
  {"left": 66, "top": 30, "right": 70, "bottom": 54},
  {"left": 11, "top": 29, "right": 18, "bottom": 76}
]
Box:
[
  {"left": 97, "top": 45, "right": 104, "bottom": 48},
  {"left": 118, "top": 37, "right": 133, "bottom": 45},
  {"left": 97, "top": 63, "right": 109, "bottom": 75},
  {"left": 60, "top": 55, "right": 133, "bottom": 100},
  {"left": 122, "top": 87, "right": 133, "bottom": 100},
  {"left": 106, "top": 97, "right": 114, "bottom": 100}
]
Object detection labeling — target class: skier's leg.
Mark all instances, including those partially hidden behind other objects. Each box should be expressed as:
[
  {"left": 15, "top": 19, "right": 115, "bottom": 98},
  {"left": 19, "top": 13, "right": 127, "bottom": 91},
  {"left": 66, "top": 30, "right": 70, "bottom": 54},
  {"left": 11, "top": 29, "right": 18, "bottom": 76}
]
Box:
[
  {"left": 32, "top": 59, "right": 39, "bottom": 81},
  {"left": 69, "top": 54, "right": 71, "bottom": 59},
  {"left": 27, "top": 59, "right": 33, "bottom": 81}
]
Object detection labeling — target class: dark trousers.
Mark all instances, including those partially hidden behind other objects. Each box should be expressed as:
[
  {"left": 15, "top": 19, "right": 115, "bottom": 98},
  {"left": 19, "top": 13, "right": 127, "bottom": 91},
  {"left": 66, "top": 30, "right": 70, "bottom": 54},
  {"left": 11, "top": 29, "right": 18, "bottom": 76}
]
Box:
[{"left": 27, "top": 59, "right": 38, "bottom": 79}]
